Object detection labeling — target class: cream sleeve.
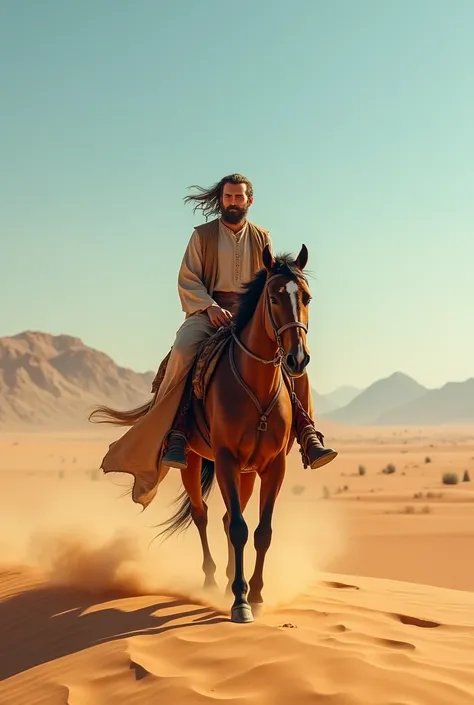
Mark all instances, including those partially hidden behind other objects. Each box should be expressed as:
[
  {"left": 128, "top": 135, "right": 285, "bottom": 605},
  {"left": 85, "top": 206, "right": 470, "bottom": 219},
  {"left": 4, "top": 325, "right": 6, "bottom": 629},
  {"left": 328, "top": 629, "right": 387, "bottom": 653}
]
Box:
[{"left": 178, "top": 229, "right": 217, "bottom": 315}]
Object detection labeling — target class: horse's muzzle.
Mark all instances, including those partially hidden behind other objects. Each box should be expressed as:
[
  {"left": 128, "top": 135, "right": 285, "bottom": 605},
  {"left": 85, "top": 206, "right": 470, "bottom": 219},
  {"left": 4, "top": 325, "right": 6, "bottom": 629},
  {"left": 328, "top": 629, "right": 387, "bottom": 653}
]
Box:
[{"left": 284, "top": 350, "right": 310, "bottom": 377}]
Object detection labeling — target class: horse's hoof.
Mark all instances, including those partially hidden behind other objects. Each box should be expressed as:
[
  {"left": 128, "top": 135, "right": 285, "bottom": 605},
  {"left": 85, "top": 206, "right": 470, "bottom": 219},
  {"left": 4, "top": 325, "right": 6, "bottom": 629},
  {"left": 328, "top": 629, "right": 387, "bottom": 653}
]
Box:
[{"left": 231, "top": 603, "right": 254, "bottom": 623}]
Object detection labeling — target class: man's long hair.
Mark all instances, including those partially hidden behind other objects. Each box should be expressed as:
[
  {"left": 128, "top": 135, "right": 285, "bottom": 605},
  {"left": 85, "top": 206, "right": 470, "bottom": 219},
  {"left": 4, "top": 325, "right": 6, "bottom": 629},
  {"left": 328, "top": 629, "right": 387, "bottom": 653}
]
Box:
[{"left": 183, "top": 173, "right": 254, "bottom": 220}]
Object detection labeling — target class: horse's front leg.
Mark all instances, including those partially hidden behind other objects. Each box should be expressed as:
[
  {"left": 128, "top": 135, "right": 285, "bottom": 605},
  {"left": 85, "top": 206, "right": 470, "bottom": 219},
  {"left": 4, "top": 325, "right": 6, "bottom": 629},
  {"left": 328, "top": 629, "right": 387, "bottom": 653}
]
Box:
[
  {"left": 223, "top": 471, "right": 257, "bottom": 597},
  {"left": 248, "top": 452, "right": 286, "bottom": 612},
  {"left": 215, "top": 449, "right": 253, "bottom": 623}
]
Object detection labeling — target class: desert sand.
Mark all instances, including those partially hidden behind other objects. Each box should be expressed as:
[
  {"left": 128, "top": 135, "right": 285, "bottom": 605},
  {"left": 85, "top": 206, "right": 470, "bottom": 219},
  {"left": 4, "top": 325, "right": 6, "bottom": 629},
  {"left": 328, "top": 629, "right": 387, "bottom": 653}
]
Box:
[{"left": 1, "top": 423, "right": 474, "bottom": 703}]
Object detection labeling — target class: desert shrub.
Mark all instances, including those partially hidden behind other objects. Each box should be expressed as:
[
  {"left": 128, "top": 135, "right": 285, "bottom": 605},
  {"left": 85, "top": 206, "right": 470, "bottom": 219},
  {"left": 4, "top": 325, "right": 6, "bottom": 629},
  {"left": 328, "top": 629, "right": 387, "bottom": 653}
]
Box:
[
  {"left": 442, "top": 472, "right": 459, "bottom": 485},
  {"left": 382, "top": 463, "right": 396, "bottom": 474},
  {"left": 425, "top": 456, "right": 431, "bottom": 463},
  {"left": 292, "top": 484, "right": 305, "bottom": 496},
  {"left": 322, "top": 485, "right": 331, "bottom": 499},
  {"left": 463, "top": 470, "right": 471, "bottom": 482},
  {"left": 358, "top": 465, "right": 366, "bottom": 476}
]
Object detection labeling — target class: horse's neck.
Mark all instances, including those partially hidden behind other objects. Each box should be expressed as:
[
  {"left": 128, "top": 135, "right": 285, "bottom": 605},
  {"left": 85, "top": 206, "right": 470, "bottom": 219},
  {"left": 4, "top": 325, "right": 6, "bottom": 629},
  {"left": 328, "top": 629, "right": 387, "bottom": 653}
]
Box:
[{"left": 235, "top": 292, "right": 280, "bottom": 397}]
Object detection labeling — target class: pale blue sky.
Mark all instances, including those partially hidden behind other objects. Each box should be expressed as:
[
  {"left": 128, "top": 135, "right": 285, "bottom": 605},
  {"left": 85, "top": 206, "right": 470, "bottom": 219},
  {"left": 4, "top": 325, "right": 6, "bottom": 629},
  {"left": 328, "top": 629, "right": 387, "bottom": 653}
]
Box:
[{"left": 1, "top": 0, "right": 473, "bottom": 394}]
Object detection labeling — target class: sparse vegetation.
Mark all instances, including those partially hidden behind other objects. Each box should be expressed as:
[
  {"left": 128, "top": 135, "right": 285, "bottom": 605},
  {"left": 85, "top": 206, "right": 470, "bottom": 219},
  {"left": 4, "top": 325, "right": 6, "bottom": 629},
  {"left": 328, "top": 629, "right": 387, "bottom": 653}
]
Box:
[
  {"left": 382, "top": 463, "right": 396, "bottom": 474},
  {"left": 425, "top": 456, "right": 431, "bottom": 463},
  {"left": 292, "top": 484, "right": 306, "bottom": 496},
  {"left": 358, "top": 465, "right": 366, "bottom": 476},
  {"left": 322, "top": 485, "right": 331, "bottom": 500},
  {"left": 442, "top": 472, "right": 459, "bottom": 485},
  {"left": 463, "top": 470, "right": 471, "bottom": 482},
  {"left": 393, "top": 504, "right": 432, "bottom": 515}
]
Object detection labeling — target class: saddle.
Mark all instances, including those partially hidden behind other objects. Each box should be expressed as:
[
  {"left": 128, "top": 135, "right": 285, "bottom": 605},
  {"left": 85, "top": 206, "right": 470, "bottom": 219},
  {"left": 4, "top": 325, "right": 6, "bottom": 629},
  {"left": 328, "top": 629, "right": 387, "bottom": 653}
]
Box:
[{"left": 150, "top": 325, "right": 233, "bottom": 402}]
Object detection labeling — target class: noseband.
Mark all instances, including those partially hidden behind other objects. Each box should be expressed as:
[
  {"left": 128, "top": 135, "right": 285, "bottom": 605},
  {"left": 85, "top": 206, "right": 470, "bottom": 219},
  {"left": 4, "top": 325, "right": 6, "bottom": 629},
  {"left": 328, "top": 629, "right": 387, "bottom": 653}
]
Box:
[{"left": 230, "top": 272, "right": 308, "bottom": 368}]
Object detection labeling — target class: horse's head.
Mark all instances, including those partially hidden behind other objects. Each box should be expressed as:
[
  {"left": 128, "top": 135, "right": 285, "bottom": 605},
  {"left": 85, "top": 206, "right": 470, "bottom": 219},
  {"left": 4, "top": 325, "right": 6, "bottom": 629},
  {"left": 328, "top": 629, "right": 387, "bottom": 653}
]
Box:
[{"left": 262, "top": 244, "right": 311, "bottom": 377}]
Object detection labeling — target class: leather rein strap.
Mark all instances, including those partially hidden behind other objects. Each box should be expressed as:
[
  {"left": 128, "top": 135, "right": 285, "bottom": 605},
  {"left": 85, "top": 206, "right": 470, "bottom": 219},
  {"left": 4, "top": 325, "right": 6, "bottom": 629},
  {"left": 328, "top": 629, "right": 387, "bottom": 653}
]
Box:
[{"left": 228, "top": 272, "right": 307, "bottom": 432}]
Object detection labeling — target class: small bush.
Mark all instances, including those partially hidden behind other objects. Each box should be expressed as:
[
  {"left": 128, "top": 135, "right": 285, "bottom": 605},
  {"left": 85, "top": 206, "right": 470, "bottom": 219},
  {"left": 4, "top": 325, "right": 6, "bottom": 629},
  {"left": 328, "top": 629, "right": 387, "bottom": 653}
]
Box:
[
  {"left": 292, "top": 484, "right": 306, "bottom": 496},
  {"left": 425, "top": 456, "right": 431, "bottom": 463},
  {"left": 442, "top": 472, "right": 459, "bottom": 485},
  {"left": 426, "top": 491, "right": 443, "bottom": 499},
  {"left": 382, "top": 463, "right": 396, "bottom": 474},
  {"left": 463, "top": 470, "right": 471, "bottom": 482},
  {"left": 358, "top": 465, "right": 366, "bottom": 476}
]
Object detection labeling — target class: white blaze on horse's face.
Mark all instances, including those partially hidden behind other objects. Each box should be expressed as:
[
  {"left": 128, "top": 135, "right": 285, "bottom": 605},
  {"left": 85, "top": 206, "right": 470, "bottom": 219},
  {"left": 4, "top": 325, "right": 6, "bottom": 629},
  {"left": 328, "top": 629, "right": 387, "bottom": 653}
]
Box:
[
  {"left": 285, "top": 280, "right": 305, "bottom": 364},
  {"left": 285, "top": 280, "right": 299, "bottom": 321}
]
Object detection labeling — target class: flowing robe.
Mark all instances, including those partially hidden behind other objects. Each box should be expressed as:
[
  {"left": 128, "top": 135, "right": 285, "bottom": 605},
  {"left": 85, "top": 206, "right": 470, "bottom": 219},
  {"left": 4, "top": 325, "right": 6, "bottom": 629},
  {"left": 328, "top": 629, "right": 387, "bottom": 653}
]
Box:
[{"left": 98, "top": 218, "right": 271, "bottom": 508}]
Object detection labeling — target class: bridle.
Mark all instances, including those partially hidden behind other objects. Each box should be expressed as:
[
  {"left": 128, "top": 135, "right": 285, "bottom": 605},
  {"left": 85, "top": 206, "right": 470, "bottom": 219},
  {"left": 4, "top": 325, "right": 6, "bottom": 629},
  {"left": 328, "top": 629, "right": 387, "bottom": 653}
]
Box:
[
  {"left": 227, "top": 272, "right": 309, "bottom": 433},
  {"left": 230, "top": 272, "right": 309, "bottom": 370}
]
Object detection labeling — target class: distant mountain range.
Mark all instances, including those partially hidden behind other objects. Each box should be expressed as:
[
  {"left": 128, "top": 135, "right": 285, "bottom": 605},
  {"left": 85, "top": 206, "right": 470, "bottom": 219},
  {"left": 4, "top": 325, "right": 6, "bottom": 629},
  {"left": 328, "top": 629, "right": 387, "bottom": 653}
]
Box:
[
  {"left": 319, "top": 371, "right": 474, "bottom": 425},
  {"left": 0, "top": 331, "right": 472, "bottom": 429}
]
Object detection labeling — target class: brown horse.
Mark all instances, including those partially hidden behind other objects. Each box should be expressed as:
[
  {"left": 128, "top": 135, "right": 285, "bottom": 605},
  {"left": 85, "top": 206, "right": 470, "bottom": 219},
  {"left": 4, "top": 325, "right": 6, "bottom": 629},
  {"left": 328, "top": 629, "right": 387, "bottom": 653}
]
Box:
[{"left": 93, "top": 244, "right": 313, "bottom": 623}]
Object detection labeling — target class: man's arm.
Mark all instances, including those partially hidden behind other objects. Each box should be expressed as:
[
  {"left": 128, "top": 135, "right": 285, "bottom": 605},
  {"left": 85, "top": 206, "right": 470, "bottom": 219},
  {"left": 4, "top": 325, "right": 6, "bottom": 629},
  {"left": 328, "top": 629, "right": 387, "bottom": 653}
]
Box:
[{"left": 178, "top": 229, "right": 217, "bottom": 315}]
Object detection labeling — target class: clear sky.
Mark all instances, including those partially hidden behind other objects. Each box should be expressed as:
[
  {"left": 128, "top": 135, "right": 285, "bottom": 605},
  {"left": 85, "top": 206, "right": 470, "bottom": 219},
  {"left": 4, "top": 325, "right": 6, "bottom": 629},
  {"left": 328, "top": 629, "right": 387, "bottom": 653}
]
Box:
[{"left": 1, "top": 0, "right": 473, "bottom": 394}]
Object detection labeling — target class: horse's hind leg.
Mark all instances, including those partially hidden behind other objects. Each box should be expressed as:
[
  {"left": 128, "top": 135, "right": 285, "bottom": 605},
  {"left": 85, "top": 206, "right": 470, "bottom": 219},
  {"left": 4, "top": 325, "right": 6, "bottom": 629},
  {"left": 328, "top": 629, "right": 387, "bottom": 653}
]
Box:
[
  {"left": 180, "top": 452, "right": 218, "bottom": 590},
  {"left": 223, "top": 472, "right": 256, "bottom": 597},
  {"left": 248, "top": 453, "right": 286, "bottom": 613}
]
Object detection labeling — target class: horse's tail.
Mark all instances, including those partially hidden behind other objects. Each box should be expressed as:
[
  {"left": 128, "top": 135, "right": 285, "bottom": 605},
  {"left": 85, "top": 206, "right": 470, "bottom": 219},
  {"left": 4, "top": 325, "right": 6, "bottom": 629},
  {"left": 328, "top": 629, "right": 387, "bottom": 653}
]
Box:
[
  {"left": 88, "top": 398, "right": 154, "bottom": 427},
  {"left": 155, "top": 458, "right": 216, "bottom": 541}
]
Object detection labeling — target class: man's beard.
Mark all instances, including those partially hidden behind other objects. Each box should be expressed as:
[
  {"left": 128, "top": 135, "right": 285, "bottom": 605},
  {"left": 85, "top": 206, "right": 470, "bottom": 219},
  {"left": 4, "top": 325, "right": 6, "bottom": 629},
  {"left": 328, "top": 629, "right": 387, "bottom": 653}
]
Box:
[{"left": 221, "top": 205, "right": 248, "bottom": 224}]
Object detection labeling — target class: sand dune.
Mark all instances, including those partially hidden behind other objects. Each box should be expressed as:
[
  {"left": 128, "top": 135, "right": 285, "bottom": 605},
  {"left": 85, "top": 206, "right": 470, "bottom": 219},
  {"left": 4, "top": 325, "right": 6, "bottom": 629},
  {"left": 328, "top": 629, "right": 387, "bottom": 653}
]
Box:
[
  {"left": 1, "top": 424, "right": 474, "bottom": 703},
  {"left": 1, "top": 565, "right": 473, "bottom": 704}
]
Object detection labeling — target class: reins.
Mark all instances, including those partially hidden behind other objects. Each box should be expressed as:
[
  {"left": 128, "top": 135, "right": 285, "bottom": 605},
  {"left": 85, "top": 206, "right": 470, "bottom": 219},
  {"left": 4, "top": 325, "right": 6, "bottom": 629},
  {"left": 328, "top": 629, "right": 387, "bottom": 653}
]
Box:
[{"left": 228, "top": 272, "right": 307, "bottom": 432}]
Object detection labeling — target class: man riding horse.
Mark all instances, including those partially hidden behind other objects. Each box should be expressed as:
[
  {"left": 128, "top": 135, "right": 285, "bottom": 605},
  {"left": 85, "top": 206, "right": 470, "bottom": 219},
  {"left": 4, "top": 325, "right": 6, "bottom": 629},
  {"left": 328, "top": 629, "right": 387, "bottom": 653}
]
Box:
[{"left": 91, "top": 173, "right": 337, "bottom": 509}]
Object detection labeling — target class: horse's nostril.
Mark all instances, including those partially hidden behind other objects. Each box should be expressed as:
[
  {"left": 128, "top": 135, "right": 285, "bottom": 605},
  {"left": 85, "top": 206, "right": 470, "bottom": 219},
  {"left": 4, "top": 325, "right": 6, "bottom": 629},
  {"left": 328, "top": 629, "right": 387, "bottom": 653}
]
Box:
[{"left": 286, "top": 354, "right": 296, "bottom": 369}]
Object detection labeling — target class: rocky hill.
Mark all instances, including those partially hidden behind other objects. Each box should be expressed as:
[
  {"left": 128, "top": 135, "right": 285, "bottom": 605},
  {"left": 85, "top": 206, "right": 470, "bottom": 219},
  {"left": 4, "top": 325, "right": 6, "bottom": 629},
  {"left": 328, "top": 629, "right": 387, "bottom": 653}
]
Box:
[{"left": 0, "top": 331, "right": 154, "bottom": 429}]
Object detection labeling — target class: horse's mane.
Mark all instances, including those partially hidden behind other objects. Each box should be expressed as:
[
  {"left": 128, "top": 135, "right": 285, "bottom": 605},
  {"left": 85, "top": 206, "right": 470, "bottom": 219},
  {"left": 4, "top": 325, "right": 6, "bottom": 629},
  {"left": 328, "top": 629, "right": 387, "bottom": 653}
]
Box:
[{"left": 233, "top": 253, "right": 307, "bottom": 333}]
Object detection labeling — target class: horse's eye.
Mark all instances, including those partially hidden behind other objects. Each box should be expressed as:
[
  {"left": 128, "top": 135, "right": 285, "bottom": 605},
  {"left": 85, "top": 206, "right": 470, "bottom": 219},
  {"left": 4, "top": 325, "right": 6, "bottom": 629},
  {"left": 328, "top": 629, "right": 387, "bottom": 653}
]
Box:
[{"left": 270, "top": 296, "right": 277, "bottom": 304}]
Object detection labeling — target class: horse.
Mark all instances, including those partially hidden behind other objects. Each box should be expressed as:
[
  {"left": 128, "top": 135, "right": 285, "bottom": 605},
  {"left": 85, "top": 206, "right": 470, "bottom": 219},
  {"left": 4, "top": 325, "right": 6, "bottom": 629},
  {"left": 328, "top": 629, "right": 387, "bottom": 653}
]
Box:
[{"left": 93, "top": 244, "right": 313, "bottom": 623}]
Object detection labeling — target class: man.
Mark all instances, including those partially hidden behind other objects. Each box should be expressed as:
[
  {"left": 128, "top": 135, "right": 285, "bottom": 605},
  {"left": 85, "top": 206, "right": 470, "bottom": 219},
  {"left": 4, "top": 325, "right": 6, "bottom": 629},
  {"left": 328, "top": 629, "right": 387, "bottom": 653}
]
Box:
[
  {"left": 94, "top": 173, "right": 336, "bottom": 510},
  {"left": 159, "top": 173, "right": 337, "bottom": 471}
]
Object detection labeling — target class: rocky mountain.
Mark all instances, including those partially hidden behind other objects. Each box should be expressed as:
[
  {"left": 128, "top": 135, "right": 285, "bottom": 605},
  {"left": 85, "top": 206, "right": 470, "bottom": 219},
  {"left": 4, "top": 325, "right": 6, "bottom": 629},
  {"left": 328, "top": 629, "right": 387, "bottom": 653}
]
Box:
[
  {"left": 0, "top": 331, "right": 154, "bottom": 429},
  {"left": 311, "top": 388, "right": 336, "bottom": 415},
  {"left": 323, "top": 385, "right": 362, "bottom": 409},
  {"left": 376, "top": 378, "right": 474, "bottom": 425},
  {"left": 323, "top": 372, "right": 428, "bottom": 425}
]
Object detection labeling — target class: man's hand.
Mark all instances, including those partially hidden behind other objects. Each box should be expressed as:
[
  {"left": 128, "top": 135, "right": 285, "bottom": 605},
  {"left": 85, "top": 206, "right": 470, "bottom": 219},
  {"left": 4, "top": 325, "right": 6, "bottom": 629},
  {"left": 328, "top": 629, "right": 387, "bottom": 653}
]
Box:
[{"left": 206, "top": 304, "right": 233, "bottom": 327}]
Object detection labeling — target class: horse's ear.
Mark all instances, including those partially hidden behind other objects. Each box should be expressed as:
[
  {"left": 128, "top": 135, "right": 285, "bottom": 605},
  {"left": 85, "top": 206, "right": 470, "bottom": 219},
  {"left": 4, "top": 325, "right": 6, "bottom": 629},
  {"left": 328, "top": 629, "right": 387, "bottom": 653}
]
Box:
[
  {"left": 295, "top": 244, "right": 308, "bottom": 271},
  {"left": 262, "top": 243, "right": 275, "bottom": 271}
]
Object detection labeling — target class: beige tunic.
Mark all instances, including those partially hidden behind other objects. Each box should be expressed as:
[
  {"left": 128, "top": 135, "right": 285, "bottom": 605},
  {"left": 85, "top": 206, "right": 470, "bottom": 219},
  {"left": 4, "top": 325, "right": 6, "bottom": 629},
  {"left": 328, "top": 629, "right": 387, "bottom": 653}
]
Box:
[
  {"left": 99, "top": 218, "right": 271, "bottom": 508},
  {"left": 178, "top": 219, "right": 255, "bottom": 315}
]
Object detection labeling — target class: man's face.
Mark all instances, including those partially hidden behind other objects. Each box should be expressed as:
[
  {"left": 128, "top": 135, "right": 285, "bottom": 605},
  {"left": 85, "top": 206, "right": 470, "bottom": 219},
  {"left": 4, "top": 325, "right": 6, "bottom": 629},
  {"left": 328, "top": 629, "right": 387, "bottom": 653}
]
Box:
[{"left": 220, "top": 182, "right": 253, "bottom": 224}]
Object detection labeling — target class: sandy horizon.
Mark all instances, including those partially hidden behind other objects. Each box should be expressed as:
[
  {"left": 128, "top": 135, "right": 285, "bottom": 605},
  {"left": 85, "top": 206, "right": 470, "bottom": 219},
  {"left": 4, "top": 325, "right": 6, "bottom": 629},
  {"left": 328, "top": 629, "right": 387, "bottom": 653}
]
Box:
[{"left": 1, "top": 422, "right": 474, "bottom": 703}]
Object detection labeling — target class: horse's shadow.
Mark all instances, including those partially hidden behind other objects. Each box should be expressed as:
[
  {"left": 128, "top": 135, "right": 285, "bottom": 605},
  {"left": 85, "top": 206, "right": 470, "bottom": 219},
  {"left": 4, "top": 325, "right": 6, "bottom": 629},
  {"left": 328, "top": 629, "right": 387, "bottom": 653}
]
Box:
[{"left": 0, "top": 575, "right": 228, "bottom": 680}]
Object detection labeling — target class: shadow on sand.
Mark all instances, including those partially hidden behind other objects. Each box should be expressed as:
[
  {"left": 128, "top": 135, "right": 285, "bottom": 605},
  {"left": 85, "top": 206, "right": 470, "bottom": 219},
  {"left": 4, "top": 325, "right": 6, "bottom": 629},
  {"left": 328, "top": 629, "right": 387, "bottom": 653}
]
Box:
[{"left": 0, "top": 575, "right": 228, "bottom": 679}]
